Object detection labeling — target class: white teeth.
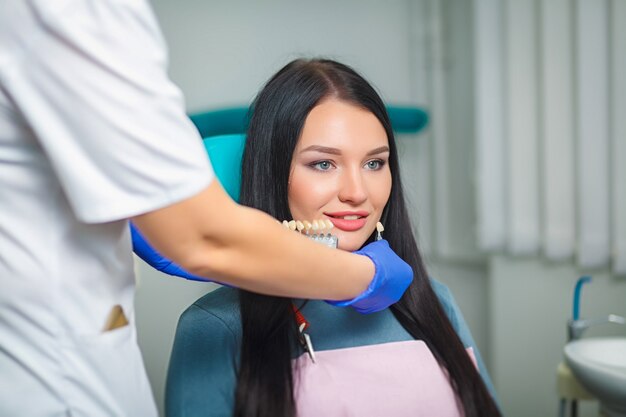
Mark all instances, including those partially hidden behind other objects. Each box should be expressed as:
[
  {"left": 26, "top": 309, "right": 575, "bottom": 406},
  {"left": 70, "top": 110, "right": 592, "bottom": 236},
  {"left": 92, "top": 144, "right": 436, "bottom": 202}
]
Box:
[{"left": 342, "top": 215, "right": 361, "bottom": 220}]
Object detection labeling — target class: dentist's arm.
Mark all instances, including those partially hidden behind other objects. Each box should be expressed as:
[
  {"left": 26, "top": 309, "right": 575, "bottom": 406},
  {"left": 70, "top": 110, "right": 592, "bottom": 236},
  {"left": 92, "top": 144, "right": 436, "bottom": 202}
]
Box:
[
  {"left": 132, "top": 180, "right": 412, "bottom": 309},
  {"left": 131, "top": 225, "right": 208, "bottom": 282}
]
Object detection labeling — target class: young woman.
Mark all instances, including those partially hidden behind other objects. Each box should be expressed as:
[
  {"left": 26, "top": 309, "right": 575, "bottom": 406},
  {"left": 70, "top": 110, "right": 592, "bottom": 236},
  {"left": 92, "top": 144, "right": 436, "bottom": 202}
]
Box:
[{"left": 166, "top": 59, "right": 501, "bottom": 417}]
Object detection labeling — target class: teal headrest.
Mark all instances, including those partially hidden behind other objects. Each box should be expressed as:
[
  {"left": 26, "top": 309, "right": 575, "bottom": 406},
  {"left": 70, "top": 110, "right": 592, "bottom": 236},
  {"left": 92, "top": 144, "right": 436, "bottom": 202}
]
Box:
[
  {"left": 202, "top": 134, "right": 246, "bottom": 202},
  {"left": 190, "top": 105, "right": 428, "bottom": 138}
]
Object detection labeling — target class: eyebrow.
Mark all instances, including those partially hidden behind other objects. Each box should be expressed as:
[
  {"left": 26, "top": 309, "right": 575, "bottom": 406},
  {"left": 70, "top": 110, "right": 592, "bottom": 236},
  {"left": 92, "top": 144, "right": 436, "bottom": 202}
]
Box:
[{"left": 300, "top": 145, "right": 390, "bottom": 156}]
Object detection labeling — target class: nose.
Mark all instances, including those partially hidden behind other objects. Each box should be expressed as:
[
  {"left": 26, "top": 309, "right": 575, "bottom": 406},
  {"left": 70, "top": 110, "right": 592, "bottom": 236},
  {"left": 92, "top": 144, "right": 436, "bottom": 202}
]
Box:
[{"left": 337, "top": 166, "right": 368, "bottom": 205}]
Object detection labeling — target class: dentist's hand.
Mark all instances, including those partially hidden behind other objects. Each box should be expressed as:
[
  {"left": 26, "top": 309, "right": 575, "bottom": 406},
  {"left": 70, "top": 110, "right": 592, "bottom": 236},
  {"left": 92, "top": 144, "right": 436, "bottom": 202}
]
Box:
[
  {"left": 130, "top": 223, "right": 209, "bottom": 282},
  {"left": 326, "top": 240, "right": 413, "bottom": 314}
]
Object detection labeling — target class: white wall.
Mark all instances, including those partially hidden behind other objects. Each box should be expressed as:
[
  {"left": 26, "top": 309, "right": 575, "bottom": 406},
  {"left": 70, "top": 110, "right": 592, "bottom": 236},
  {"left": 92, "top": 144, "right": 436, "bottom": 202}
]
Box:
[{"left": 152, "top": 0, "right": 417, "bottom": 111}]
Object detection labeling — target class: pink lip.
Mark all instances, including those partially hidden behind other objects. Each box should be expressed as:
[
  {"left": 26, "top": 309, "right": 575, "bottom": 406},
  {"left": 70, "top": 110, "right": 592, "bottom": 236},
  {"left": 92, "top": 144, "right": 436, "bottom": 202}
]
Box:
[{"left": 324, "top": 211, "right": 370, "bottom": 232}]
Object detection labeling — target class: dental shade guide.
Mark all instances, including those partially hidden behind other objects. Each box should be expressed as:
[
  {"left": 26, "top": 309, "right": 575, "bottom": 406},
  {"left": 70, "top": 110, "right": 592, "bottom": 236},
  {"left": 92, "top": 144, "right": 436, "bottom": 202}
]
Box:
[
  {"left": 282, "top": 218, "right": 338, "bottom": 249},
  {"left": 376, "top": 221, "right": 384, "bottom": 241}
]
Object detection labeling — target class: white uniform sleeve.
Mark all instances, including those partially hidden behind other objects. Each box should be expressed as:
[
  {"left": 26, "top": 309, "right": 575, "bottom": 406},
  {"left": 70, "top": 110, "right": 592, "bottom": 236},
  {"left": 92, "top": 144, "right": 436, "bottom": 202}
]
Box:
[{"left": 0, "top": 0, "right": 214, "bottom": 223}]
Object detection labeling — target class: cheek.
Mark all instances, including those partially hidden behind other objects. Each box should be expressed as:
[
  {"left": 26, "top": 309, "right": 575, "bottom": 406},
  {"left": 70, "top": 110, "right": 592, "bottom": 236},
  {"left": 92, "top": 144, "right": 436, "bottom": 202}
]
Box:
[
  {"left": 370, "top": 170, "right": 393, "bottom": 210},
  {"left": 287, "top": 167, "right": 336, "bottom": 218}
]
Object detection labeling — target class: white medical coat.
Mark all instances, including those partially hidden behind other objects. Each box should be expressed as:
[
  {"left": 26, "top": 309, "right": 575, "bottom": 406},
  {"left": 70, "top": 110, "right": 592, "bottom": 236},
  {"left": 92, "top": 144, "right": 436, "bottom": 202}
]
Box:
[{"left": 0, "top": 1, "right": 214, "bottom": 415}]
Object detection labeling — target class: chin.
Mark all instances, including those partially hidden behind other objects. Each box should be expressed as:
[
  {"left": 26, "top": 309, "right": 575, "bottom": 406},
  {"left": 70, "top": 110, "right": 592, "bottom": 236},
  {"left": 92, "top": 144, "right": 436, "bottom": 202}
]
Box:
[{"left": 337, "top": 236, "right": 368, "bottom": 252}]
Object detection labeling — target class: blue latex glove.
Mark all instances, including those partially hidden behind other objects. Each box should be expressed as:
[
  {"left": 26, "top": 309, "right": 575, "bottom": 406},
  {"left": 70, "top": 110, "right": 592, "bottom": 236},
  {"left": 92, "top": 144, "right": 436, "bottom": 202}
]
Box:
[
  {"left": 130, "top": 223, "right": 210, "bottom": 282},
  {"left": 326, "top": 239, "right": 413, "bottom": 314}
]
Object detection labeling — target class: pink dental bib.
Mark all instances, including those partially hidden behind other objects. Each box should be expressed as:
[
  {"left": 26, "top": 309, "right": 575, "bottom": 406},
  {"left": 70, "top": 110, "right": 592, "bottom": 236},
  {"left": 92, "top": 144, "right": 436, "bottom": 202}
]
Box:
[{"left": 293, "top": 340, "right": 476, "bottom": 417}]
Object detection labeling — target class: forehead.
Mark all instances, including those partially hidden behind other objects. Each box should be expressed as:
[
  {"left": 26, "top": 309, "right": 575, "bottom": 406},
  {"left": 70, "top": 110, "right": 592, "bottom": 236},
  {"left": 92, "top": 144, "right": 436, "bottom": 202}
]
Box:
[{"left": 296, "top": 98, "right": 388, "bottom": 150}]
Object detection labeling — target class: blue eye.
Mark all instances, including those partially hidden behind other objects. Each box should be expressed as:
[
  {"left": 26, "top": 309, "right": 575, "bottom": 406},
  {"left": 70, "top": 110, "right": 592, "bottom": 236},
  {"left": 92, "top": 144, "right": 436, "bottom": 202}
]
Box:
[
  {"left": 365, "top": 160, "right": 385, "bottom": 170},
  {"left": 311, "top": 160, "right": 333, "bottom": 171}
]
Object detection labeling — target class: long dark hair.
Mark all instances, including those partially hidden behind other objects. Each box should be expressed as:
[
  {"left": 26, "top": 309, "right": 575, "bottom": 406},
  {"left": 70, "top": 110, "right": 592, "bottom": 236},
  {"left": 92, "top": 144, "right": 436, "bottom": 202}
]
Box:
[{"left": 234, "top": 59, "right": 500, "bottom": 417}]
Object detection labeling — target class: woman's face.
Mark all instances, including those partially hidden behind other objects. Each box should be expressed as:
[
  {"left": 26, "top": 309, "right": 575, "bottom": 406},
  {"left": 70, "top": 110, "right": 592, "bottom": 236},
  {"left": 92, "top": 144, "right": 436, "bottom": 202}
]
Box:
[{"left": 288, "top": 98, "right": 392, "bottom": 251}]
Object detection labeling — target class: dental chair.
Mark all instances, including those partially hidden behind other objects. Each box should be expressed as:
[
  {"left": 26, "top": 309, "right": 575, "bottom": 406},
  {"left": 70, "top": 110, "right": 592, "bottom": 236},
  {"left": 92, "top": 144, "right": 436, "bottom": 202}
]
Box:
[{"left": 201, "top": 133, "right": 245, "bottom": 201}]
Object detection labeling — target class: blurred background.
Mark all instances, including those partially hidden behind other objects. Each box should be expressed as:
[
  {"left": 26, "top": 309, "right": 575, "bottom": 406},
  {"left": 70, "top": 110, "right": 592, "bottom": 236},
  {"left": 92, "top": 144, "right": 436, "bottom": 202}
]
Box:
[{"left": 134, "top": 1, "right": 626, "bottom": 416}]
